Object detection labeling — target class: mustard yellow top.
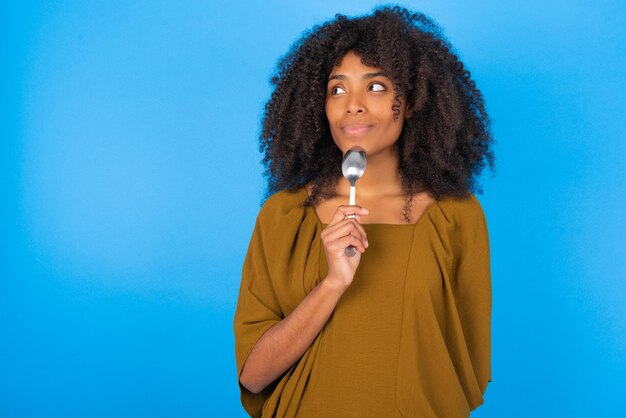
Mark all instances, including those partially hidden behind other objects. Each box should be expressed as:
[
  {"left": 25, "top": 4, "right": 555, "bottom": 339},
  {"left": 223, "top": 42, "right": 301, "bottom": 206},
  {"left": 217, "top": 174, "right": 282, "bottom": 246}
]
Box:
[{"left": 234, "top": 188, "right": 491, "bottom": 417}]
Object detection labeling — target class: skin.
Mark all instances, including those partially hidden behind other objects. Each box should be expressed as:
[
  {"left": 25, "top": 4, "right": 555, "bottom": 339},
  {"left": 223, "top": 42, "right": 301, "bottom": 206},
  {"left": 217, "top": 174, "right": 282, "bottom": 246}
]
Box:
[
  {"left": 325, "top": 50, "right": 409, "bottom": 168},
  {"left": 317, "top": 51, "right": 434, "bottom": 226},
  {"left": 239, "top": 51, "right": 435, "bottom": 394}
]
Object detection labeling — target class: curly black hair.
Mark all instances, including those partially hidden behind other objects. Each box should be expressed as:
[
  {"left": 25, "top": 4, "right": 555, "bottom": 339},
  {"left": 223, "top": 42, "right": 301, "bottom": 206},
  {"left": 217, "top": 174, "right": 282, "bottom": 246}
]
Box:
[{"left": 260, "top": 5, "right": 495, "bottom": 206}]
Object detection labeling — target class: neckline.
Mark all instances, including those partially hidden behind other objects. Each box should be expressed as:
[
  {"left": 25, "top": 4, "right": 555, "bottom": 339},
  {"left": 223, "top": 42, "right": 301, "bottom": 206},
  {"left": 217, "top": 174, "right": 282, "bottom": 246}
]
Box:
[{"left": 300, "top": 187, "right": 438, "bottom": 228}]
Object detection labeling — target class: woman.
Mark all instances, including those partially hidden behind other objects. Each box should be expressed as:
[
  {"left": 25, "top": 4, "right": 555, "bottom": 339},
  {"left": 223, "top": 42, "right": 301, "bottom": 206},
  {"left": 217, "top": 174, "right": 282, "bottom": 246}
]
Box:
[{"left": 234, "top": 6, "right": 495, "bottom": 417}]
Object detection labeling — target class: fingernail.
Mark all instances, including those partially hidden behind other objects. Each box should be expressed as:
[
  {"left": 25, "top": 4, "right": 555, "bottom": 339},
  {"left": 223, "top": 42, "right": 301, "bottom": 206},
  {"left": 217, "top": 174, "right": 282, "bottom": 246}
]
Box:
[
  {"left": 365, "top": 240, "right": 369, "bottom": 247},
  {"left": 362, "top": 208, "right": 369, "bottom": 214}
]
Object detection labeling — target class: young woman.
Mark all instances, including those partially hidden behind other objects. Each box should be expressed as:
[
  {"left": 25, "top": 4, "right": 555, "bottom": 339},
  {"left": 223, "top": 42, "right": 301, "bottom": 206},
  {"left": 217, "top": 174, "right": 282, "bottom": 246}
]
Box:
[{"left": 234, "top": 6, "right": 495, "bottom": 417}]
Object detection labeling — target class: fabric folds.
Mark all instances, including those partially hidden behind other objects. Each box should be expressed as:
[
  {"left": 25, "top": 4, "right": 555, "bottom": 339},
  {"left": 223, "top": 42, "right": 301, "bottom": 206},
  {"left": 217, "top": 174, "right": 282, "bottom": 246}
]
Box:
[{"left": 234, "top": 188, "right": 491, "bottom": 417}]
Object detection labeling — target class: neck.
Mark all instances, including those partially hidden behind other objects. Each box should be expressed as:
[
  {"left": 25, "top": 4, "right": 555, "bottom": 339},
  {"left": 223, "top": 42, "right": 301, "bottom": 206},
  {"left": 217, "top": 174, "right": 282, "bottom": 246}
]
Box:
[{"left": 337, "top": 146, "right": 404, "bottom": 198}]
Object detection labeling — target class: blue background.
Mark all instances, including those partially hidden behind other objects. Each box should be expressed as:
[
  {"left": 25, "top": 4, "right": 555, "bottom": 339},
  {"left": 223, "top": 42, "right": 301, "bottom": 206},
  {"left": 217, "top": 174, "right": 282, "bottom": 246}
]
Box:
[{"left": 2, "top": 1, "right": 625, "bottom": 417}]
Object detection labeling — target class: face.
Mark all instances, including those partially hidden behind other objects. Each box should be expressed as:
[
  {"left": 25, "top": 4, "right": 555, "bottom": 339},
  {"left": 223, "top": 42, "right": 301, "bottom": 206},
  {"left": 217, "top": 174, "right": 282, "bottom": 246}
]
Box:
[{"left": 325, "top": 51, "right": 409, "bottom": 158}]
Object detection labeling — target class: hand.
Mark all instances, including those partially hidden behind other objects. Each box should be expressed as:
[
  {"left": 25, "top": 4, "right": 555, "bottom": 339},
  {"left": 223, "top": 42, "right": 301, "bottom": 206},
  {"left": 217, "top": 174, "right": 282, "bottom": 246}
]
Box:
[{"left": 320, "top": 205, "right": 369, "bottom": 290}]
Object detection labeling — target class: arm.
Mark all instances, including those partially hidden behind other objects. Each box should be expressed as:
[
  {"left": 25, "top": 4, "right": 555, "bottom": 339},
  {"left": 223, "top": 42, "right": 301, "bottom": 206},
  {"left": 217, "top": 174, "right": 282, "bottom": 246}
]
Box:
[
  {"left": 454, "top": 196, "right": 492, "bottom": 409},
  {"left": 238, "top": 204, "right": 369, "bottom": 394},
  {"left": 239, "top": 276, "right": 345, "bottom": 393}
]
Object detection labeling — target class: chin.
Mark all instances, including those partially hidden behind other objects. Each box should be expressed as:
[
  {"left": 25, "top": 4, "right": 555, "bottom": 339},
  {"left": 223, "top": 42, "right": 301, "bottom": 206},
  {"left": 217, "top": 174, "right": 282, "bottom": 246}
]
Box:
[{"left": 334, "top": 139, "right": 370, "bottom": 155}]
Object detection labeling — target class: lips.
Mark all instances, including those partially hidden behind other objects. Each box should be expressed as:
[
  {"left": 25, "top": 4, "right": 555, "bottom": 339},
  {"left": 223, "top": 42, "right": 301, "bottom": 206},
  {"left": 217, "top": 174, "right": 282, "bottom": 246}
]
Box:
[{"left": 341, "top": 123, "right": 374, "bottom": 136}]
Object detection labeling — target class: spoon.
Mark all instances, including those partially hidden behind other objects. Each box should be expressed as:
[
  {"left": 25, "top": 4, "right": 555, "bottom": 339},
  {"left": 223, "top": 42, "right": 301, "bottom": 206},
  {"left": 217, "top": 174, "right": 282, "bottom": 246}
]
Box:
[{"left": 341, "top": 146, "right": 367, "bottom": 257}]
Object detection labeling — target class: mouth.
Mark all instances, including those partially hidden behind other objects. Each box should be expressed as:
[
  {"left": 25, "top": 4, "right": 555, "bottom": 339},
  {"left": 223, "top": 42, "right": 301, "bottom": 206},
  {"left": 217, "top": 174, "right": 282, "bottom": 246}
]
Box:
[{"left": 341, "top": 123, "right": 374, "bottom": 136}]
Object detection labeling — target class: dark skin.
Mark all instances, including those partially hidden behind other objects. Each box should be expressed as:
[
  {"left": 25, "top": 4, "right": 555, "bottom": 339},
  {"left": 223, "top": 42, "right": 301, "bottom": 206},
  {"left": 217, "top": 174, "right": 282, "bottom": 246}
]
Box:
[
  {"left": 308, "top": 51, "right": 435, "bottom": 226},
  {"left": 261, "top": 7, "right": 496, "bottom": 207},
  {"left": 307, "top": 184, "right": 435, "bottom": 225},
  {"left": 240, "top": 51, "right": 435, "bottom": 394}
]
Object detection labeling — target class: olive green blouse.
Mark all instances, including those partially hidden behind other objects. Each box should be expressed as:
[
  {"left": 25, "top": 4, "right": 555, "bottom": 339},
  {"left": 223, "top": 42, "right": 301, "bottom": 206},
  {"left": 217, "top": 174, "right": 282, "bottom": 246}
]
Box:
[{"left": 234, "top": 188, "right": 491, "bottom": 417}]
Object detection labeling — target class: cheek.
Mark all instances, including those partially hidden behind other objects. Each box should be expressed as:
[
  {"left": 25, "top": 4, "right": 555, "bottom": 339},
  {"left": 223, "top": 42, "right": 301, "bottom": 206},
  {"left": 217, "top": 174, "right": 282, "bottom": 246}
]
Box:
[
  {"left": 394, "top": 117, "right": 406, "bottom": 137},
  {"left": 324, "top": 102, "right": 340, "bottom": 123},
  {"left": 323, "top": 107, "right": 339, "bottom": 138},
  {"left": 325, "top": 107, "right": 344, "bottom": 141},
  {"left": 381, "top": 113, "right": 405, "bottom": 143}
]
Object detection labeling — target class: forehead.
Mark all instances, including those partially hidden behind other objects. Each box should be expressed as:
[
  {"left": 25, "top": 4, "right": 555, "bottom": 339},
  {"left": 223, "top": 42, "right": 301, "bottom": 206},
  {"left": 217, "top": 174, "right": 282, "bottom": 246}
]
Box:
[{"left": 329, "top": 51, "right": 385, "bottom": 76}]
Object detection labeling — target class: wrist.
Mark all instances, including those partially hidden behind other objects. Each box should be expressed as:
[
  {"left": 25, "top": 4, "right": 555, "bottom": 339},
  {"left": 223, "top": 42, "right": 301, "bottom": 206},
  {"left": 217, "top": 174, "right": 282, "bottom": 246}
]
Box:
[{"left": 320, "top": 274, "right": 349, "bottom": 297}]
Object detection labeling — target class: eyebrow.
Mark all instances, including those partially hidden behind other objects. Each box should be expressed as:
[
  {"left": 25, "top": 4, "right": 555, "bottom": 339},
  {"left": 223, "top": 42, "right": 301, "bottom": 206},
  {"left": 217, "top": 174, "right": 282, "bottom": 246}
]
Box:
[{"left": 328, "top": 72, "right": 387, "bottom": 81}]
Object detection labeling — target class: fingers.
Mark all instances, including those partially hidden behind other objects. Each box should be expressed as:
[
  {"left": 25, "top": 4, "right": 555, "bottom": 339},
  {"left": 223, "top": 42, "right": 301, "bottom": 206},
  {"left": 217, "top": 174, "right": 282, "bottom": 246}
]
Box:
[
  {"left": 324, "top": 231, "right": 367, "bottom": 255},
  {"left": 321, "top": 205, "right": 369, "bottom": 257},
  {"left": 339, "top": 235, "right": 367, "bottom": 254},
  {"left": 323, "top": 219, "right": 368, "bottom": 245},
  {"left": 324, "top": 205, "right": 369, "bottom": 247},
  {"left": 321, "top": 218, "right": 369, "bottom": 253},
  {"left": 327, "top": 205, "right": 369, "bottom": 227}
]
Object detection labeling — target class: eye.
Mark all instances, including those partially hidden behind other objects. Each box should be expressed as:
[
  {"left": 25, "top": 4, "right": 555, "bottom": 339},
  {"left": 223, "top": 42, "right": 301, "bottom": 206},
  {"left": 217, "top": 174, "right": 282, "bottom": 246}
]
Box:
[
  {"left": 330, "top": 86, "right": 346, "bottom": 95},
  {"left": 369, "top": 82, "right": 386, "bottom": 92}
]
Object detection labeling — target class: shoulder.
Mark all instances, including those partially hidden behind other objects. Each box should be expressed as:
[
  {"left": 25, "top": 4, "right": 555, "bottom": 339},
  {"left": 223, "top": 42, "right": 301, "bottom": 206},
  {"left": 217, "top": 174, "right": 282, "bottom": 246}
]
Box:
[
  {"left": 432, "top": 193, "right": 490, "bottom": 259},
  {"left": 251, "top": 187, "right": 319, "bottom": 265},
  {"left": 435, "top": 193, "right": 487, "bottom": 227},
  {"left": 257, "top": 187, "right": 308, "bottom": 225}
]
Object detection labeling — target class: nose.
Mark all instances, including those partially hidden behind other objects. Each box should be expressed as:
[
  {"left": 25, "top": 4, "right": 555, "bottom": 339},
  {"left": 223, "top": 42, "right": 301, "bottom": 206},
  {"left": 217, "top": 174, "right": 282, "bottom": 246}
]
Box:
[{"left": 346, "top": 92, "right": 366, "bottom": 114}]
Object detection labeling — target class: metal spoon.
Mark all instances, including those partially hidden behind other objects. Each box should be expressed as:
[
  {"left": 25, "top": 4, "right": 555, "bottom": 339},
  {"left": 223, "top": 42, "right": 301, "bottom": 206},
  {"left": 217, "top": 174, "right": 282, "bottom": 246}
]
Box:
[{"left": 341, "top": 146, "right": 367, "bottom": 257}]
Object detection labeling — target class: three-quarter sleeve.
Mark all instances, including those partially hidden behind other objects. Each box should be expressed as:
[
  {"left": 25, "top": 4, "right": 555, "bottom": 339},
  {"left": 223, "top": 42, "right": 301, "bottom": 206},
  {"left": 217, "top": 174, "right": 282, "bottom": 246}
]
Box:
[
  {"left": 233, "top": 216, "right": 283, "bottom": 417},
  {"left": 453, "top": 196, "right": 492, "bottom": 409},
  {"left": 233, "top": 189, "right": 325, "bottom": 417}
]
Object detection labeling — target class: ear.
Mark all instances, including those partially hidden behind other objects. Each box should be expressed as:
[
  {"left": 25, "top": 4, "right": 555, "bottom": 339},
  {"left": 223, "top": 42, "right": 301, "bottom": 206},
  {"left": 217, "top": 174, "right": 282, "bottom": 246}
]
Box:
[{"left": 405, "top": 103, "right": 414, "bottom": 119}]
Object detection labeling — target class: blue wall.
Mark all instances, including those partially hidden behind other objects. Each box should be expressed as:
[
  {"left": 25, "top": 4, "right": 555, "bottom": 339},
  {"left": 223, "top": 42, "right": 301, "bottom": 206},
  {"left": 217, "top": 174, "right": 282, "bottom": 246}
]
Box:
[{"left": 2, "top": 1, "right": 625, "bottom": 416}]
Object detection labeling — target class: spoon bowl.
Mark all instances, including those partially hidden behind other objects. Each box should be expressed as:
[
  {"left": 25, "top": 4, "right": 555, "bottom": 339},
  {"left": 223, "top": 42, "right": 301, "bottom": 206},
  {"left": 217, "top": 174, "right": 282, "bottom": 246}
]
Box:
[
  {"left": 341, "top": 146, "right": 367, "bottom": 257},
  {"left": 342, "top": 147, "right": 367, "bottom": 187}
]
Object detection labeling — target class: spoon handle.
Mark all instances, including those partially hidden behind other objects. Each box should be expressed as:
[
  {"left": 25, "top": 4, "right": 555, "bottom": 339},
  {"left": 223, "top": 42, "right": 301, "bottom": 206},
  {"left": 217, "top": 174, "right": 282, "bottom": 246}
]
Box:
[{"left": 345, "top": 184, "right": 358, "bottom": 257}]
